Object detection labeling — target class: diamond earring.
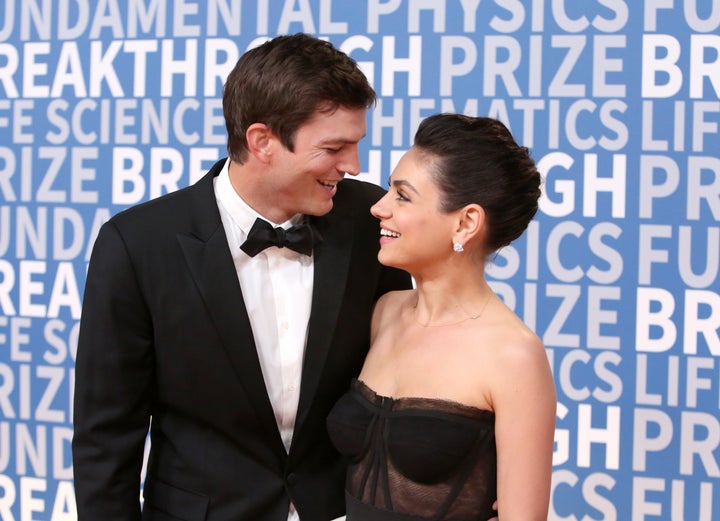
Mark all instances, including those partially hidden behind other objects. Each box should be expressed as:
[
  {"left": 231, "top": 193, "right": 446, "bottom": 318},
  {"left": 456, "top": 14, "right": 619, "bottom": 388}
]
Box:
[{"left": 453, "top": 242, "right": 464, "bottom": 253}]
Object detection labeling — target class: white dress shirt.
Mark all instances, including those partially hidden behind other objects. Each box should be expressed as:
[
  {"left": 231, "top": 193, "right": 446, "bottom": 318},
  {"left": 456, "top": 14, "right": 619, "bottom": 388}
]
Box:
[{"left": 214, "top": 160, "right": 313, "bottom": 521}]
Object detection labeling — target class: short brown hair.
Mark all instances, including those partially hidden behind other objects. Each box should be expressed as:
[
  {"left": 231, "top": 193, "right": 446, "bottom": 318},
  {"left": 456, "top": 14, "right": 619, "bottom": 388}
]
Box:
[{"left": 223, "top": 33, "right": 376, "bottom": 163}]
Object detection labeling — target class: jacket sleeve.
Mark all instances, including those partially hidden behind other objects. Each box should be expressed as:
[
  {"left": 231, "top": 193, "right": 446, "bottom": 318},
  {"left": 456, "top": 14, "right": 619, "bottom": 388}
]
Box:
[{"left": 72, "top": 220, "right": 154, "bottom": 521}]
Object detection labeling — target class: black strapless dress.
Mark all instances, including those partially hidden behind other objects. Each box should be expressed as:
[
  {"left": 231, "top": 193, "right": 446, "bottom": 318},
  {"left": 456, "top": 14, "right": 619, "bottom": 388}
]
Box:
[{"left": 327, "top": 379, "right": 497, "bottom": 521}]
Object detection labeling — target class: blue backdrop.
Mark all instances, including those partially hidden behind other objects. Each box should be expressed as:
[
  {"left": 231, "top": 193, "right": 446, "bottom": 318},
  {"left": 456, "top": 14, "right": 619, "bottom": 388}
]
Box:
[{"left": 0, "top": 1, "right": 719, "bottom": 519}]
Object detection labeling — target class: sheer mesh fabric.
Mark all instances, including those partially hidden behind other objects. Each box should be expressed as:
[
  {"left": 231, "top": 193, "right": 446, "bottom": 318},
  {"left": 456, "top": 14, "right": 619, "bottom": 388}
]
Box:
[{"left": 327, "top": 379, "right": 497, "bottom": 521}]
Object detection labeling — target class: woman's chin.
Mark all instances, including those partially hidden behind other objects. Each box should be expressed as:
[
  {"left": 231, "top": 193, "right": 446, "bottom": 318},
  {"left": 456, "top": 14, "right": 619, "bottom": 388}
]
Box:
[{"left": 377, "top": 250, "right": 402, "bottom": 270}]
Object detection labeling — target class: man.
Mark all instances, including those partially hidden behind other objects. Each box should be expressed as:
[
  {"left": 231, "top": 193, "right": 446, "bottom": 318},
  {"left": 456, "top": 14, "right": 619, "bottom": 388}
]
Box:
[{"left": 72, "top": 33, "right": 412, "bottom": 521}]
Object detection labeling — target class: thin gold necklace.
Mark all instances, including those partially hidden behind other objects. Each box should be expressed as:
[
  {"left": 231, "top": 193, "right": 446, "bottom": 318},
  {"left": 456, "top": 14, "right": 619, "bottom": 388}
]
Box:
[{"left": 412, "top": 292, "right": 493, "bottom": 328}]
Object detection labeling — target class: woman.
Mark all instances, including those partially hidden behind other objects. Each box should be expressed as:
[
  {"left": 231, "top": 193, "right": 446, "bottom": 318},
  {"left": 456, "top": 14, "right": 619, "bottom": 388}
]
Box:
[{"left": 327, "top": 113, "right": 556, "bottom": 520}]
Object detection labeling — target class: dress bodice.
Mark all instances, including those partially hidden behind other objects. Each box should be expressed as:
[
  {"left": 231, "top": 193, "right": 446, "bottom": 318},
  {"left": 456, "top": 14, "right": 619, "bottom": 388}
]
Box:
[{"left": 327, "top": 379, "right": 497, "bottom": 521}]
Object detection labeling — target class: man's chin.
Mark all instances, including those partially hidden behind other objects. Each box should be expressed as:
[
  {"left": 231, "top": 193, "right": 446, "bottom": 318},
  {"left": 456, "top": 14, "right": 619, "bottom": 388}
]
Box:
[{"left": 305, "top": 199, "right": 335, "bottom": 217}]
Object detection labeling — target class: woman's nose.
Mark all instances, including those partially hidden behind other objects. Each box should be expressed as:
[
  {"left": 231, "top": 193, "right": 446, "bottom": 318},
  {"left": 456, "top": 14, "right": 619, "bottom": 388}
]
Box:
[{"left": 371, "top": 192, "right": 390, "bottom": 218}]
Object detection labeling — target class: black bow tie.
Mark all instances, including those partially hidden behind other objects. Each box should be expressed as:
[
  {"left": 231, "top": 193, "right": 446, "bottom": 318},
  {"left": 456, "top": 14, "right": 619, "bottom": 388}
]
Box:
[{"left": 240, "top": 217, "right": 322, "bottom": 257}]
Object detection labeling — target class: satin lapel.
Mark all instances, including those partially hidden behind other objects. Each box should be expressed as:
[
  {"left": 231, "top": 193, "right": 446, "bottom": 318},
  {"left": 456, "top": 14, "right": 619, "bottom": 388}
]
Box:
[
  {"left": 294, "top": 213, "right": 353, "bottom": 434},
  {"left": 176, "top": 170, "right": 286, "bottom": 458}
]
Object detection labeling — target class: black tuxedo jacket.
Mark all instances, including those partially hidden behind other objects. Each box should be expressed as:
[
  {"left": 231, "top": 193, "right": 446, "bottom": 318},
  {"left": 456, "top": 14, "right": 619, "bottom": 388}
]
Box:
[{"left": 72, "top": 159, "right": 411, "bottom": 521}]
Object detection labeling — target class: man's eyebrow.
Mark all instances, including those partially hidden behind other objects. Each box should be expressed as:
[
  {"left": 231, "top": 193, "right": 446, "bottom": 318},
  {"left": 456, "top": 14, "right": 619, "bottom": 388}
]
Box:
[{"left": 319, "top": 134, "right": 365, "bottom": 145}]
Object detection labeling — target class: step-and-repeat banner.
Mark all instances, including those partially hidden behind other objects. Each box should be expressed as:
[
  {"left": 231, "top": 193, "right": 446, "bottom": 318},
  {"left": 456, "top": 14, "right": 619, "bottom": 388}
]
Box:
[{"left": 1, "top": 1, "right": 718, "bottom": 519}]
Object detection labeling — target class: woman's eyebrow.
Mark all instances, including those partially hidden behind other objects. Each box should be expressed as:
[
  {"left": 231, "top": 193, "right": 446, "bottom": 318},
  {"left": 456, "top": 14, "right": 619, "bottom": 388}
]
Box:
[{"left": 390, "top": 178, "right": 419, "bottom": 195}]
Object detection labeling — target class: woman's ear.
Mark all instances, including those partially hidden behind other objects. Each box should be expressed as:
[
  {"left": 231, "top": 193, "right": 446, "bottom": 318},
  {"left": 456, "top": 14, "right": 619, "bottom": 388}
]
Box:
[
  {"left": 245, "top": 123, "right": 273, "bottom": 163},
  {"left": 453, "top": 204, "right": 485, "bottom": 245}
]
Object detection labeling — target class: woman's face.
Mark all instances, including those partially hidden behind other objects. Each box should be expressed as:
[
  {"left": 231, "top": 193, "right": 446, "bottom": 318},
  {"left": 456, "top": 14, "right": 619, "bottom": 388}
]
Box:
[{"left": 371, "top": 148, "right": 459, "bottom": 273}]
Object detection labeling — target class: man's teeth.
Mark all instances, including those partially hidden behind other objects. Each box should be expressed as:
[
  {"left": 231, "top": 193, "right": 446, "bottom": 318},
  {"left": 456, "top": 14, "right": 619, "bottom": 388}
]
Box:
[
  {"left": 381, "top": 228, "right": 400, "bottom": 238},
  {"left": 320, "top": 181, "right": 336, "bottom": 188}
]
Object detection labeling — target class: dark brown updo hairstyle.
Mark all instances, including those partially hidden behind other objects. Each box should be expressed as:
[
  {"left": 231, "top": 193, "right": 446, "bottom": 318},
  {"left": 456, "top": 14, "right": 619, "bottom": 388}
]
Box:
[
  {"left": 414, "top": 113, "right": 542, "bottom": 253},
  {"left": 223, "top": 33, "right": 376, "bottom": 164}
]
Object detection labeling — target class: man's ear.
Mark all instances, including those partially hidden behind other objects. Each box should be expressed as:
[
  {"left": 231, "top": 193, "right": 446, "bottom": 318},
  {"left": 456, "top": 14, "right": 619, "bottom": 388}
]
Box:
[{"left": 246, "top": 123, "right": 273, "bottom": 163}]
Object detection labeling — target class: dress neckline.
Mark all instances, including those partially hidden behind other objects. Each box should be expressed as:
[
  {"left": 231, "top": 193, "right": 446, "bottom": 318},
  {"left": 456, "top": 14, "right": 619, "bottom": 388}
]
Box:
[{"left": 352, "top": 378, "right": 495, "bottom": 419}]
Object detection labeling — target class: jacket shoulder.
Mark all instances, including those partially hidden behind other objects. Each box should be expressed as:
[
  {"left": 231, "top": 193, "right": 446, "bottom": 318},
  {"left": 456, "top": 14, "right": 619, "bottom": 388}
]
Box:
[{"left": 108, "top": 161, "right": 222, "bottom": 230}]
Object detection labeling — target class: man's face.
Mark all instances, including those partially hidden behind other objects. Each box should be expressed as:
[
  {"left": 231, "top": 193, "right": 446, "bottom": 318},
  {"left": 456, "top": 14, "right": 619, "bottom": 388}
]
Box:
[{"left": 266, "top": 106, "right": 367, "bottom": 222}]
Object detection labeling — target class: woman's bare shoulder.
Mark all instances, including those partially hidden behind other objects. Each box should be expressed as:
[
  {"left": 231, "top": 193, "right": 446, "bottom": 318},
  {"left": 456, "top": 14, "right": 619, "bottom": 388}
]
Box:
[
  {"left": 370, "top": 289, "right": 415, "bottom": 340},
  {"left": 374, "top": 289, "right": 415, "bottom": 319}
]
